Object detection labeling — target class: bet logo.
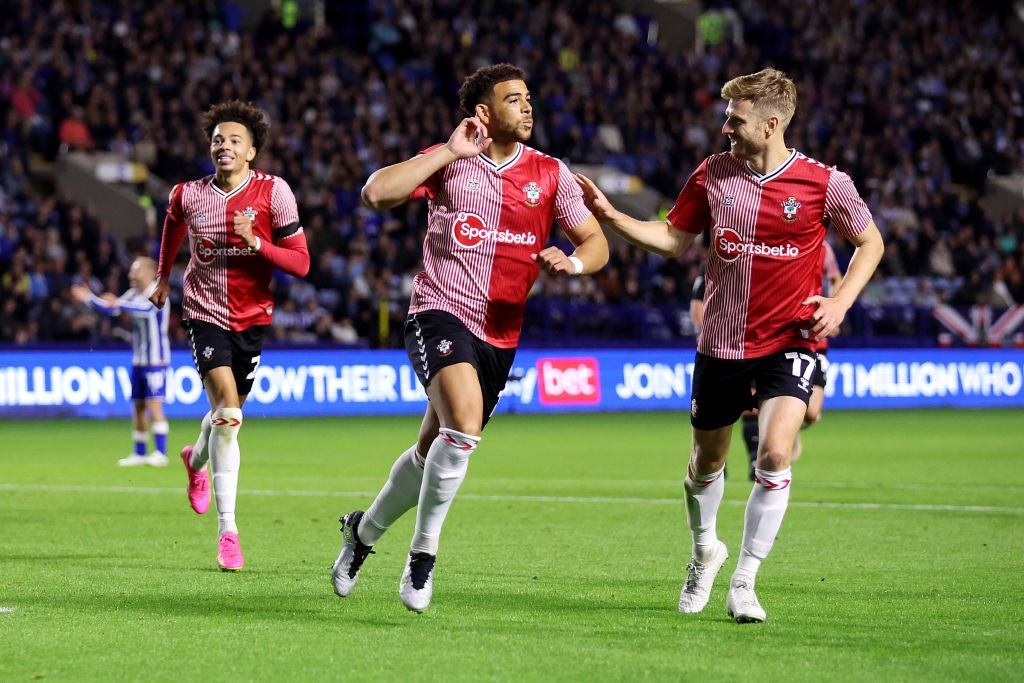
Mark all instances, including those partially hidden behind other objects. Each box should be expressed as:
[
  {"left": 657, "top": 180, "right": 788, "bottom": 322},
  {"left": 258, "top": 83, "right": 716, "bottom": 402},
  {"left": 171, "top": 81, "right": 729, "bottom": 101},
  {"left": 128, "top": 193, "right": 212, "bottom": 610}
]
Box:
[
  {"left": 196, "top": 237, "right": 218, "bottom": 264},
  {"left": 453, "top": 212, "right": 488, "bottom": 249},
  {"left": 714, "top": 227, "right": 743, "bottom": 263}
]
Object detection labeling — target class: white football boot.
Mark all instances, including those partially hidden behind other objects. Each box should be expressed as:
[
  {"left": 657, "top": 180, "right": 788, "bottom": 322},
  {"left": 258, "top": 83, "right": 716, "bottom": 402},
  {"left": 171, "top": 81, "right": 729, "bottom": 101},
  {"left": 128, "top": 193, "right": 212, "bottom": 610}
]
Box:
[
  {"left": 726, "top": 577, "right": 767, "bottom": 623},
  {"left": 678, "top": 541, "right": 729, "bottom": 613}
]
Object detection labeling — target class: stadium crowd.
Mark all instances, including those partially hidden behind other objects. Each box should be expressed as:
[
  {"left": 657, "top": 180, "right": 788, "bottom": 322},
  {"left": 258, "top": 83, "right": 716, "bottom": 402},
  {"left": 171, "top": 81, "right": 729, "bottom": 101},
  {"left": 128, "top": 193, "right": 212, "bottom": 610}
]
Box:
[{"left": 2, "top": 0, "right": 1024, "bottom": 347}]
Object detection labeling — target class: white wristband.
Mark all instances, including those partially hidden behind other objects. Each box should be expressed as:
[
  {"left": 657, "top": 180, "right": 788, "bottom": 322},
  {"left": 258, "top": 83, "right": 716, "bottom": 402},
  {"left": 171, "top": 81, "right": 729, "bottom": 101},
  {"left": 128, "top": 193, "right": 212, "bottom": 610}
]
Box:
[
  {"left": 253, "top": 236, "right": 262, "bottom": 252},
  {"left": 568, "top": 256, "right": 584, "bottom": 275}
]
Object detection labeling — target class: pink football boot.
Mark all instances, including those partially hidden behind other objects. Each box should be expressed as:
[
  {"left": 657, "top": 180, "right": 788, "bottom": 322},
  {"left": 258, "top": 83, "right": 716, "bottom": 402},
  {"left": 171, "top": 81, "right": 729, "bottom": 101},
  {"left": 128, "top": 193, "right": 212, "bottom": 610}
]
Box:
[
  {"left": 180, "top": 446, "right": 210, "bottom": 514},
  {"left": 217, "top": 532, "right": 244, "bottom": 571}
]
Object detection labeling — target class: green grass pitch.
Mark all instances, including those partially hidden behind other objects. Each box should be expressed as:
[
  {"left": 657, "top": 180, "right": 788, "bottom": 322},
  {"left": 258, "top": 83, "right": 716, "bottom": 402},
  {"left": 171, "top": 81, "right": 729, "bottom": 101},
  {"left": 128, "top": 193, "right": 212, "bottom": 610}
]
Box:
[{"left": 1, "top": 408, "right": 1022, "bottom": 681}]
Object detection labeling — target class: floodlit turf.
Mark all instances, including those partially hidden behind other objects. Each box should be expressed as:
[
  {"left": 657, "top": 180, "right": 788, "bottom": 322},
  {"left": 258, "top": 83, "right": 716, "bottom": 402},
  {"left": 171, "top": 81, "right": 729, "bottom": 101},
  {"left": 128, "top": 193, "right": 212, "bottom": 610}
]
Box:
[{"left": 1, "top": 409, "right": 1022, "bottom": 681}]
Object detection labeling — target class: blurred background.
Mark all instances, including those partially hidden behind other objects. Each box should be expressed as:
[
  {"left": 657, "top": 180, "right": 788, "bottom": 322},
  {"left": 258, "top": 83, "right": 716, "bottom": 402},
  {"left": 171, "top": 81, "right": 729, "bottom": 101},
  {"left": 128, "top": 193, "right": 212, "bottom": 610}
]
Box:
[{"left": 2, "top": 0, "right": 1023, "bottom": 352}]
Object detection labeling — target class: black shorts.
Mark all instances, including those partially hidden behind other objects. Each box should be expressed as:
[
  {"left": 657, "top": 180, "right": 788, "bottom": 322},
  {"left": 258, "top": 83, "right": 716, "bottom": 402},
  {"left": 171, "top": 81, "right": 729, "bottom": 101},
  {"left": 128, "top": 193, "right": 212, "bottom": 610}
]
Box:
[
  {"left": 182, "top": 319, "right": 266, "bottom": 396},
  {"left": 813, "top": 349, "right": 829, "bottom": 389},
  {"left": 690, "top": 348, "right": 817, "bottom": 431},
  {"left": 404, "top": 310, "right": 516, "bottom": 427}
]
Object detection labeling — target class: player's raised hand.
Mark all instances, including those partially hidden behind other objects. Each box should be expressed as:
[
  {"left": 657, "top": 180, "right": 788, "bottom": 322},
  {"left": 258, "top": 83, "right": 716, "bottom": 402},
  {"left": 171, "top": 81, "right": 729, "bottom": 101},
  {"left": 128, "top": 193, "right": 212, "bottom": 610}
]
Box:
[
  {"left": 574, "top": 173, "right": 615, "bottom": 223},
  {"left": 447, "top": 117, "right": 491, "bottom": 159}
]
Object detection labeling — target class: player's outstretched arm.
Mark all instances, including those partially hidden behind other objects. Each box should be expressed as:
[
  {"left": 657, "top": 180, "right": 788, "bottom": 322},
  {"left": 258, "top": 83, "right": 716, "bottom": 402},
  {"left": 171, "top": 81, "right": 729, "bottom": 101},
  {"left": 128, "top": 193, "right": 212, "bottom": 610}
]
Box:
[
  {"left": 70, "top": 284, "right": 93, "bottom": 305},
  {"left": 362, "top": 117, "right": 491, "bottom": 212},
  {"left": 72, "top": 284, "right": 122, "bottom": 315},
  {"left": 574, "top": 173, "right": 695, "bottom": 258}
]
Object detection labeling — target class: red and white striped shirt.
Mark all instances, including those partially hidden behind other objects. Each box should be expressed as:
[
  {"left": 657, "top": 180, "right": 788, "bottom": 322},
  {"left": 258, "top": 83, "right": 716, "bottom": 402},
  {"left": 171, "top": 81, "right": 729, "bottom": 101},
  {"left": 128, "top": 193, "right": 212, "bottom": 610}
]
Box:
[
  {"left": 668, "top": 150, "right": 872, "bottom": 359},
  {"left": 157, "top": 170, "right": 309, "bottom": 331},
  {"left": 408, "top": 143, "right": 592, "bottom": 347}
]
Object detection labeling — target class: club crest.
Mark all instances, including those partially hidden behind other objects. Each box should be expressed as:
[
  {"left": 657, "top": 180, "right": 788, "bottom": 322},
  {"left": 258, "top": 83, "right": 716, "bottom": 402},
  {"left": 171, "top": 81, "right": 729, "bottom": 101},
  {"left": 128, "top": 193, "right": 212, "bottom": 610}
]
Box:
[
  {"left": 522, "top": 181, "right": 543, "bottom": 207},
  {"left": 780, "top": 196, "right": 802, "bottom": 222},
  {"left": 202, "top": 346, "right": 214, "bottom": 361},
  {"left": 242, "top": 206, "right": 258, "bottom": 221},
  {"left": 437, "top": 339, "right": 453, "bottom": 357}
]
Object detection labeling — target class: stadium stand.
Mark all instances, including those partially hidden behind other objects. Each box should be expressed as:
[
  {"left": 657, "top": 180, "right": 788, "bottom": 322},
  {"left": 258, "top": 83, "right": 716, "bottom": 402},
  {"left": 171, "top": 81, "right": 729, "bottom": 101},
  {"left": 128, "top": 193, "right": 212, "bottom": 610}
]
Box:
[{"left": 1, "top": 0, "right": 1023, "bottom": 348}]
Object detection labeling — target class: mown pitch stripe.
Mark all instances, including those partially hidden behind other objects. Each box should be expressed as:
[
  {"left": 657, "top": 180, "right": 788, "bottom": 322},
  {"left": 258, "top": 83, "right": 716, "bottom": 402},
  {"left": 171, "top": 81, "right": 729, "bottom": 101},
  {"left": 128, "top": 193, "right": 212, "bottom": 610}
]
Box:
[{"left": 1, "top": 483, "right": 1022, "bottom": 514}]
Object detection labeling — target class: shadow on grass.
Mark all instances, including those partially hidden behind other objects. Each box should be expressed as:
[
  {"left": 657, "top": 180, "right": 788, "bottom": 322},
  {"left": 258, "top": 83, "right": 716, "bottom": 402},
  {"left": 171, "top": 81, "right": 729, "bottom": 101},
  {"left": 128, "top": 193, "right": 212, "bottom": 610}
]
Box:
[{"left": 14, "top": 571, "right": 714, "bottom": 628}]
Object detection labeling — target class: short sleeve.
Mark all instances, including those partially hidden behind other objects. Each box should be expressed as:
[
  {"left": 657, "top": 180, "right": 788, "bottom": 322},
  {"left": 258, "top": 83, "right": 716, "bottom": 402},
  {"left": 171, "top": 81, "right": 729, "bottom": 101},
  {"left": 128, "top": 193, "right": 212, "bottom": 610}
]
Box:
[{"left": 666, "top": 159, "right": 711, "bottom": 235}]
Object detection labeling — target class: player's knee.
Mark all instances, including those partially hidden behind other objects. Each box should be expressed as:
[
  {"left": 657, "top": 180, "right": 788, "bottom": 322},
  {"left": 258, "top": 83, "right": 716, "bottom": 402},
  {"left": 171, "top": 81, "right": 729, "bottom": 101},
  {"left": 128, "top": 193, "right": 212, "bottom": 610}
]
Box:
[
  {"left": 691, "top": 440, "right": 729, "bottom": 471},
  {"left": 211, "top": 408, "right": 243, "bottom": 436},
  {"left": 759, "top": 441, "right": 792, "bottom": 469},
  {"left": 445, "top": 415, "right": 483, "bottom": 438}
]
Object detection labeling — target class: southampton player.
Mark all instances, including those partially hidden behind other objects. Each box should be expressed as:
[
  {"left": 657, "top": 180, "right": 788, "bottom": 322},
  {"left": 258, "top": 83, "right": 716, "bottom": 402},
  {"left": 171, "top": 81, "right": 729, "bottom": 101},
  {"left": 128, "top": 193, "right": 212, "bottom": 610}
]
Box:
[
  {"left": 331, "top": 64, "right": 608, "bottom": 612},
  {"left": 72, "top": 256, "right": 171, "bottom": 467},
  {"left": 577, "top": 68, "right": 883, "bottom": 622},
  {"left": 150, "top": 100, "right": 310, "bottom": 571}
]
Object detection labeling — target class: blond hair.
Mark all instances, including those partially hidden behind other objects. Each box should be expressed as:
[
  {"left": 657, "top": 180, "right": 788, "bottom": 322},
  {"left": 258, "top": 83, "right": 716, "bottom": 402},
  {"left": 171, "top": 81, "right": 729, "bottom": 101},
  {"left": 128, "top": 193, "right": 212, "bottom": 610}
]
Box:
[
  {"left": 721, "top": 68, "right": 797, "bottom": 130},
  {"left": 133, "top": 256, "right": 157, "bottom": 274},
  {"left": 130, "top": 256, "right": 157, "bottom": 287}
]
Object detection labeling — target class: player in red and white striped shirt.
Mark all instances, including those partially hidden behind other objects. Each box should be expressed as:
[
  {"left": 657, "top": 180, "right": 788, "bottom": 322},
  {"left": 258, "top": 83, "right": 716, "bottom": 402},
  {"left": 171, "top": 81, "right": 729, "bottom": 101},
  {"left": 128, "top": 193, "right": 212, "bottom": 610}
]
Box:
[
  {"left": 331, "top": 64, "right": 608, "bottom": 612},
  {"left": 578, "top": 68, "right": 883, "bottom": 622},
  {"left": 151, "top": 100, "right": 310, "bottom": 572}
]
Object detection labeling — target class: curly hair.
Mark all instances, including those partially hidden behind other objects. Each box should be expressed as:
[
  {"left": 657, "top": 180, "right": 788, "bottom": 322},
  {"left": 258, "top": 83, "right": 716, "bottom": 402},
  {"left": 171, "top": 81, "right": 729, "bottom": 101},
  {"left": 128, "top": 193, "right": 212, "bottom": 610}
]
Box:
[
  {"left": 457, "top": 63, "right": 527, "bottom": 117},
  {"left": 201, "top": 100, "right": 270, "bottom": 156},
  {"left": 721, "top": 68, "right": 797, "bottom": 130}
]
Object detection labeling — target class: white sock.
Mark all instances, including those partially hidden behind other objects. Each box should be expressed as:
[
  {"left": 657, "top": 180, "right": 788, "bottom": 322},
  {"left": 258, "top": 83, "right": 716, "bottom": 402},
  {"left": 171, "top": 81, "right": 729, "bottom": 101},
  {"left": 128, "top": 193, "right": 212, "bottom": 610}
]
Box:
[
  {"left": 734, "top": 467, "right": 793, "bottom": 584},
  {"left": 190, "top": 411, "right": 213, "bottom": 469},
  {"left": 209, "top": 408, "right": 243, "bottom": 536},
  {"left": 684, "top": 464, "right": 726, "bottom": 563},
  {"left": 360, "top": 445, "right": 425, "bottom": 546},
  {"left": 410, "top": 428, "right": 479, "bottom": 555}
]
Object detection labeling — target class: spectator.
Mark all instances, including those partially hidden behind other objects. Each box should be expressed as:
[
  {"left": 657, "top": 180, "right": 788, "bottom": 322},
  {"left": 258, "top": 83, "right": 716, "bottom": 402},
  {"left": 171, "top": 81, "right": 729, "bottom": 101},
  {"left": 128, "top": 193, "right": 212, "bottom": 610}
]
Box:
[
  {"left": 58, "top": 106, "right": 95, "bottom": 151},
  {"left": 2, "top": 0, "right": 1023, "bottom": 350},
  {"left": 928, "top": 235, "right": 956, "bottom": 278}
]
